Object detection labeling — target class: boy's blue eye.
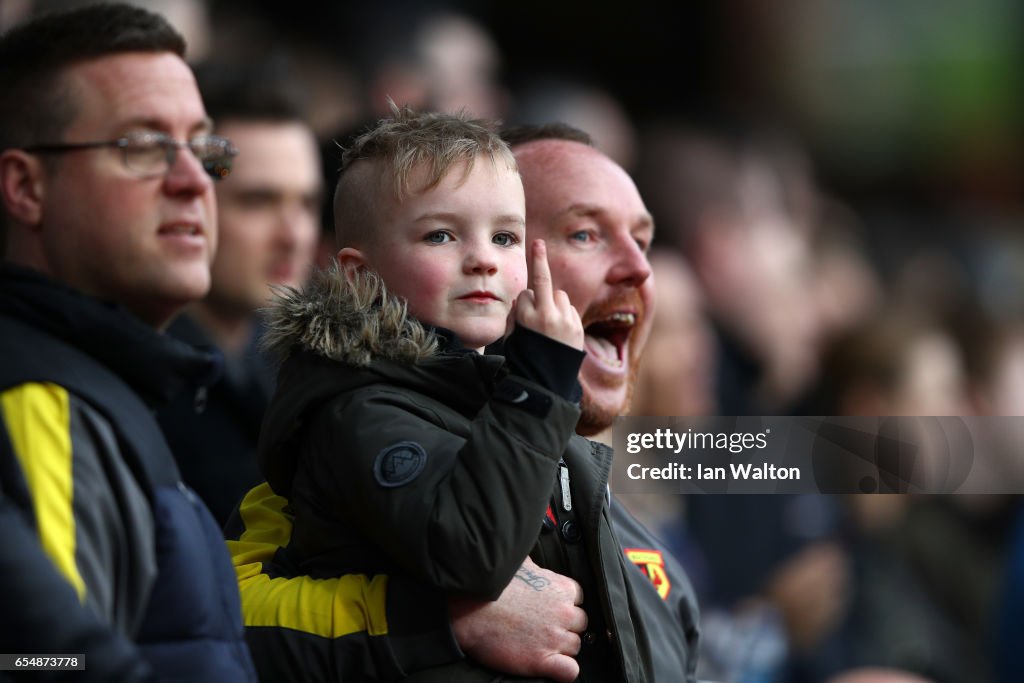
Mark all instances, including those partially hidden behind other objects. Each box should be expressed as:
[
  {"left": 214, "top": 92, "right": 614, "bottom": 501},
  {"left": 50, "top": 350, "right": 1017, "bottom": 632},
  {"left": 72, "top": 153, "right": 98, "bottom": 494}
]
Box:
[
  {"left": 426, "top": 231, "right": 452, "bottom": 244},
  {"left": 570, "top": 230, "right": 591, "bottom": 242},
  {"left": 493, "top": 232, "right": 519, "bottom": 247}
]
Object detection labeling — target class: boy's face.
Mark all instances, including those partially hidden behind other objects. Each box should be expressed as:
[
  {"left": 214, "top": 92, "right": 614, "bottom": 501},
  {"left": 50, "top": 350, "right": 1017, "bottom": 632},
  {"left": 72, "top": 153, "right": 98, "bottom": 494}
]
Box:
[{"left": 365, "top": 156, "right": 527, "bottom": 350}]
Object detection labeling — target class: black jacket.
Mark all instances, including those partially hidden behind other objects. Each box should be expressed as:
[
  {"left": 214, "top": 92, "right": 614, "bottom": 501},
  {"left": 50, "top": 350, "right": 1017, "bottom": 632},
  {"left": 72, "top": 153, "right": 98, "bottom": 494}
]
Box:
[
  {"left": 234, "top": 266, "right": 697, "bottom": 682},
  {"left": 0, "top": 265, "right": 256, "bottom": 682},
  {"left": 159, "top": 314, "right": 271, "bottom": 526}
]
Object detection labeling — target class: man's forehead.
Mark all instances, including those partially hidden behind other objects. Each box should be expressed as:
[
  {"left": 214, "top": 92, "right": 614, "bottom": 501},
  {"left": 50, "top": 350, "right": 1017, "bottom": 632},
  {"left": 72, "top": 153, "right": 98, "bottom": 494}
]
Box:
[
  {"left": 514, "top": 138, "right": 649, "bottom": 219},
  {"left": 64, "top": 52, "right": 205, "bottom": 130},
  {"left": 512, "top": 137, "right": 594, "bottom": 172},
  {"left": 69, "top": 51, "right": 193, "bottom": 92},
  {"left": 219, "top": 121, "right": 320, "bottom": 179}
]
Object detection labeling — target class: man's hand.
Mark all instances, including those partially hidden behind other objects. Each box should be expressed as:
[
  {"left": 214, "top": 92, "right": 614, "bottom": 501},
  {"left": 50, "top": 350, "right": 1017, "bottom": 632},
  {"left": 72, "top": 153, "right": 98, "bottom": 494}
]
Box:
[
  {"left": 513, "top": 239, "right": 585, "bottom": 350},
  {"left": 449, "top": 557, "right": 587, "bottom": 683}
]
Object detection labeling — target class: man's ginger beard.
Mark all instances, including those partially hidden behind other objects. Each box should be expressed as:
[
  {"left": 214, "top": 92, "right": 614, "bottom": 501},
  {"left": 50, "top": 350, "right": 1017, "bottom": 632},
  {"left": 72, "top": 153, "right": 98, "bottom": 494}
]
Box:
[
  {"left": 576, "top": 343, "right": 643, "bottom": 436},
  {"left": 575, "top": 289, "right": 647, "bottom": 435}
]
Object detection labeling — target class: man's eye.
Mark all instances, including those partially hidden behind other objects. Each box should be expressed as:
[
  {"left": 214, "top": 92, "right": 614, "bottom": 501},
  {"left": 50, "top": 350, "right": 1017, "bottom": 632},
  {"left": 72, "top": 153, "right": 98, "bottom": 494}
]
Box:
[
  {"left": 426, "top": 231, "right": 453, "bottom": 244},
  {"left": 237, "top": 192, "right": 277, "bottom": 209},
  {"left": 569, "top": 230, "right": 592, "bottom": 242},
  {"left": 493, "top": 232, "right": 519, "bottom": 247}
]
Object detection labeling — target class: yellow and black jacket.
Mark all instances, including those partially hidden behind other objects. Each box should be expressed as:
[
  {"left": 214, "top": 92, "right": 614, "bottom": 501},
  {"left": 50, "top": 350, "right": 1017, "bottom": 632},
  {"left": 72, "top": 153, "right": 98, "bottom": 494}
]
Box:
[
  {"left": 0, "top": 264, "right": 256, "bottom": 682},
  {"left": 228, "top": 265, "right": 699, "bottom": 682}
]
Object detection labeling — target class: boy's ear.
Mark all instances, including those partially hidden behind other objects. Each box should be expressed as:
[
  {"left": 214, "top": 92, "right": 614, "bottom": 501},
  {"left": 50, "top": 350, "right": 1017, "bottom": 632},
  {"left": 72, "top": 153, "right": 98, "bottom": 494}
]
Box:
[
  {"left": 336, "top": 247, "right": 368, "bottom": 271},
  {"left": 0, "top": 150, "right": 46, "bottom": 228}
]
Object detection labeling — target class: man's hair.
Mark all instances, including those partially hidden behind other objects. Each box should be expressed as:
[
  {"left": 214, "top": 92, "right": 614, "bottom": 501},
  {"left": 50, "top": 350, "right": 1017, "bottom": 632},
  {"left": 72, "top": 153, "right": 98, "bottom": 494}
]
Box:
[
  {"left": 334, "top": 104, "right": 516, "bottom": 248},
  {"left": 0, "top": 3, "right": 186, "bottom": 152},
  {"left": 0, "top": 3, "right": 185, "bottom": 247},
  {"left": 193, "top": 60, "right": 309, "bottom": 127},
  {"left": 500, "top": 122, "right": 594, "bottom": 149}
]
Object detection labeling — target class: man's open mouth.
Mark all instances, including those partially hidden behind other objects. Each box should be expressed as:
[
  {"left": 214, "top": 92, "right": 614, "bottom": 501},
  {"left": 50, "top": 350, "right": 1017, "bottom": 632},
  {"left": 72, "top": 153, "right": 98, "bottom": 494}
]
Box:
[{"left": 584, "top": 312, "right": 636, "bottom": 367}]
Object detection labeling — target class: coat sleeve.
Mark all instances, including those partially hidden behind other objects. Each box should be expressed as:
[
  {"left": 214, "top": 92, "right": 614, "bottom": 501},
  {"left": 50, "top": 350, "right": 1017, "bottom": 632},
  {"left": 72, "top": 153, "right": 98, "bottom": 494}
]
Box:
[
  {"left": 0, "top": 383, "right": 154, "bottom": 682},
  {"left": 226, "top": 483, "right": 463, "bottom": 683},
  {"left": 303, "top": 373, "right": 578, "bottom": 598}
]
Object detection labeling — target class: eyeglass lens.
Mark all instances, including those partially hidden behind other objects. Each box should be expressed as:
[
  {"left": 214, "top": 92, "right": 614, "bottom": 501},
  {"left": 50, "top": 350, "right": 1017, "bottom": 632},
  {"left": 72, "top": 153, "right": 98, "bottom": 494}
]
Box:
[{"left": 122, "top": 135, "right": 234, "bottom": 179}]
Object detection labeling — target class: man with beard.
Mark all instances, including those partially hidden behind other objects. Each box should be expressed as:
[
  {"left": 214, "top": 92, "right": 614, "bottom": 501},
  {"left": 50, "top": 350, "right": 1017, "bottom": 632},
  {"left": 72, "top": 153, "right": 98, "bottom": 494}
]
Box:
[{"left": 226, "top": 124, "right": 699, "bottom": 682}]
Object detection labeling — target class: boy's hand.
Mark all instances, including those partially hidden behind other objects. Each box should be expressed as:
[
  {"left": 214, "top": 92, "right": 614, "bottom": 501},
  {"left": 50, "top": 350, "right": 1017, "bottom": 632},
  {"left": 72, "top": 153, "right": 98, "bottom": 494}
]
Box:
[{"left": 514, "top": 239, "right": 584, "bottom": 350}]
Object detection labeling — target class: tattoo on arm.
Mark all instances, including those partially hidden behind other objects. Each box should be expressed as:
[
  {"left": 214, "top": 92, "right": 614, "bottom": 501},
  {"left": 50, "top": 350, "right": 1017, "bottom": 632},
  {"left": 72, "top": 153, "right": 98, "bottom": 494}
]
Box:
[{"left": 515, "top": 565, "right": 551, "bottom": 592}]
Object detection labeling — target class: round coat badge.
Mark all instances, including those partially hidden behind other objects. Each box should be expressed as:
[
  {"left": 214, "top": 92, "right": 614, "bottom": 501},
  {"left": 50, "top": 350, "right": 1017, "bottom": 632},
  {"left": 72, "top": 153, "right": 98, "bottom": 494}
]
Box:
[{"left": 373, "top": 441, "right": 428, "bottom": 488}]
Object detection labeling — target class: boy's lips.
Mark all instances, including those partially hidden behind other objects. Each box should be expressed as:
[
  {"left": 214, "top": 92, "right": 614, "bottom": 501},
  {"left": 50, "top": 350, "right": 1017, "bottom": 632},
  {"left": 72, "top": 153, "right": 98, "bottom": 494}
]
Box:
[{"left": 458, "top": 290, "right": 501, "bottom": 303}]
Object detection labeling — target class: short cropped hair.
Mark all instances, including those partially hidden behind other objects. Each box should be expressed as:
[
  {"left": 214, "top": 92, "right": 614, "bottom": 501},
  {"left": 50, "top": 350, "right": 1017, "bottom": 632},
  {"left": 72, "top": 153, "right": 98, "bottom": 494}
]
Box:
[
  {"left": 500, "top": 122, "right": 594, "bottom": 149},
  {"left": 333, "top": 104, "right": 516, "bottom": 248},
  {"left": 0, "top": 3, "right": 186, "bottom": 152}
]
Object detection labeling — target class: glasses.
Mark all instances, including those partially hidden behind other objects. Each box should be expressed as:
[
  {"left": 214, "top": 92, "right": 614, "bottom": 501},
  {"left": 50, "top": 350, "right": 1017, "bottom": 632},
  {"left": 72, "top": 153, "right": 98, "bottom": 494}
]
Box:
[{"left": 24, "top": 131, "right": 238, "bottom": 180}]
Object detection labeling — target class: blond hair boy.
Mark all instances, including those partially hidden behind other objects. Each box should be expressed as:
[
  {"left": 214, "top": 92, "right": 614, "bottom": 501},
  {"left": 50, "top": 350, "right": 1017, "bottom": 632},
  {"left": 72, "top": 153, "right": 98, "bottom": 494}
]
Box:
[{"left": 252, "top": 107, "right": 586, "bottom": 656}]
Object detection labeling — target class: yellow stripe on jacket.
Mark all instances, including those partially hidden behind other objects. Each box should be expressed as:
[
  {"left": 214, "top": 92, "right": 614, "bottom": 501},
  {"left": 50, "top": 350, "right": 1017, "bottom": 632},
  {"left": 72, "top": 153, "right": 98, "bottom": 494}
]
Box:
[
  {"left": 228, "top": 481, "right": 390, "bottom": 637},
  {"left": 1, "top": 382, "right": 86, "bottom": 601}
]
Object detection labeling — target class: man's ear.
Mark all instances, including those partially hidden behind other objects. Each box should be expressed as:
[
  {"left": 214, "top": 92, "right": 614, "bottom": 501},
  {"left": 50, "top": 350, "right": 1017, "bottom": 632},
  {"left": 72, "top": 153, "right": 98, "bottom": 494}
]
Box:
[
  {"left": 0, "top": 150, "right": 45, "bottom": 228},
  {"left": 336, "top": 246, "right": 368, "bottom": 271}
]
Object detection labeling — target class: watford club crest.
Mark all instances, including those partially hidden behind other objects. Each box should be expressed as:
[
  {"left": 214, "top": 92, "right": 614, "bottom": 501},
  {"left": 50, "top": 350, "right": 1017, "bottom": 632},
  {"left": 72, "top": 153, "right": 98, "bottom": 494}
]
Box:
[{"left": 624, "top": 548, "right": 671, "bottom": 599}]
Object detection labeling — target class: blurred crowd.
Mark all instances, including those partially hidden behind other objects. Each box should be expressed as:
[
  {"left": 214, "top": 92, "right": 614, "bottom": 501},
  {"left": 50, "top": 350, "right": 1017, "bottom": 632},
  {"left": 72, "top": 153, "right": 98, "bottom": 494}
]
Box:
[{"left": 4, "top": 1, "right": 1022, "bottom": 682}]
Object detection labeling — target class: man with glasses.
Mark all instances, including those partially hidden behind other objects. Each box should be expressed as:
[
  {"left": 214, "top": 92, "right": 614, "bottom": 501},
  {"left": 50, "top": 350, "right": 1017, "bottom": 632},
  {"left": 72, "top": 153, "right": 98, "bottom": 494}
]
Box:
[{"left": 0, "top": 4, "right": 255, "bottom": 681}]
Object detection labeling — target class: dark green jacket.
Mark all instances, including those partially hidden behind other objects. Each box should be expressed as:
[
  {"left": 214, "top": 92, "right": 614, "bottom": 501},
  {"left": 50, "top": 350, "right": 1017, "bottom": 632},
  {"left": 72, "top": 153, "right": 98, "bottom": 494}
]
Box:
[
  {"left": 258, "top": 266, "right": 579, "bottom": 600},
  {"left": 248, "top": 266, "right": 675, "bottom": 681}
]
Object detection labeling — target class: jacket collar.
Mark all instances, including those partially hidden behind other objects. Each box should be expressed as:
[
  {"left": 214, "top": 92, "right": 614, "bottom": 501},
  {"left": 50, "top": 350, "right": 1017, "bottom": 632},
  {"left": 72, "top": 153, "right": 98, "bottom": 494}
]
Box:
[
  {"left": 261, "top": 263, "right": 439, "bottom": 367},
  {"left": 0, "top": 264, "right": 221, "bottom": 408}
]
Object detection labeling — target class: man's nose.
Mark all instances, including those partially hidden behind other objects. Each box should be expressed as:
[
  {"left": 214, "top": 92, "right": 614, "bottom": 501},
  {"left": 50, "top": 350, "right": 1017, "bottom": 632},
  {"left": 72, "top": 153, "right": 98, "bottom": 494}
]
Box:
[
  {"left": 274, "top": 204, "right": 313, "bottom": 250},
  {"left": 163, "top": 146, "right": 213, "bottom": 197},
  {"left": 607, "top": 235, "right": 652, "bottom": 287}
]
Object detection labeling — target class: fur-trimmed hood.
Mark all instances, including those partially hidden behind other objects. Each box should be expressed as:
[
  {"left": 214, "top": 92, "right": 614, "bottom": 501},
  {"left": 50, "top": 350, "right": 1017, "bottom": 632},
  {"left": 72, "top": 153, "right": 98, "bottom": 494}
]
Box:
[
  {"left": 261, "top": 263, "right": 439, "bottom": 366},
  {"left": 257, "top": 263, "right": 508, "bottom": 497}
]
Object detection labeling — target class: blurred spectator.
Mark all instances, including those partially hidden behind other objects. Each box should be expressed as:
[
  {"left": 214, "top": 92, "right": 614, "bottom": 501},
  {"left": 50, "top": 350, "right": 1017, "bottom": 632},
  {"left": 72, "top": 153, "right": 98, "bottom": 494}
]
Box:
[
  {"left": 813, "top": 311, "right": 969, "bottom": 418},
  {"left": 630, "top": 248, "right": 716, "bottom": 418},
  {"left": 511, "top": 78, "right": 638, "bottom": 170},
  {"left": 158, "top": 61, "right": 322, "bottom": 525},
  {"left": 948, "top": 306, "right": 1024, "bottom": 489},
  {"left": 810, "top": 200, "right": 884, "bottom": 345},
  {"left": 351, "top": 8, "right": 506, "bottom": 119},
  {"left": 811, "top": 310, "right": 1011, "bottom": 683},
  {"left": 128, "top": 0, "right": 211, "bottom": 62},
  {"left": 825, "top": 669, "right": 933, "bottom": 683},
  {"left": 688, "top": 494, "right": 849, "bottom": 683},
  {"left": 416, "top": 12, "right": 506, "bottom": 118},
  {"left": 995, "top": 500, "right": 1024, "bottom": 683},
  {"left": 637, "top": 124, "right": 822, "bottom": 414}
]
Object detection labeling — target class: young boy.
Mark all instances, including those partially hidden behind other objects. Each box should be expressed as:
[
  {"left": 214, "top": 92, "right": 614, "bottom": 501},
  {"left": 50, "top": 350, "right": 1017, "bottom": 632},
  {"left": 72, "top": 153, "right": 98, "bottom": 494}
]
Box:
[{"left": 255, "top": 106, "right": 586, "bottom": 609}]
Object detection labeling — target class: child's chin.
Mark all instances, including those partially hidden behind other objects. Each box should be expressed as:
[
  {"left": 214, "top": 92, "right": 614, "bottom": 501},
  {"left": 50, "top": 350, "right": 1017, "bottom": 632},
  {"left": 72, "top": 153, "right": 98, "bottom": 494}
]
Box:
[{"left": 455, "top": 325, "right": 505, "bottom": 350}]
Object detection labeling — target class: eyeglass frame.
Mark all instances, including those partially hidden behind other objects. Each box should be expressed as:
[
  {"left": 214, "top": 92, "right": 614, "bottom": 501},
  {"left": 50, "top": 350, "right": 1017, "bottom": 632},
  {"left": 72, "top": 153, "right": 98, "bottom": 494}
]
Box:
[{"left": 23, "top": 131, "right": 239, "bottom": 180}]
